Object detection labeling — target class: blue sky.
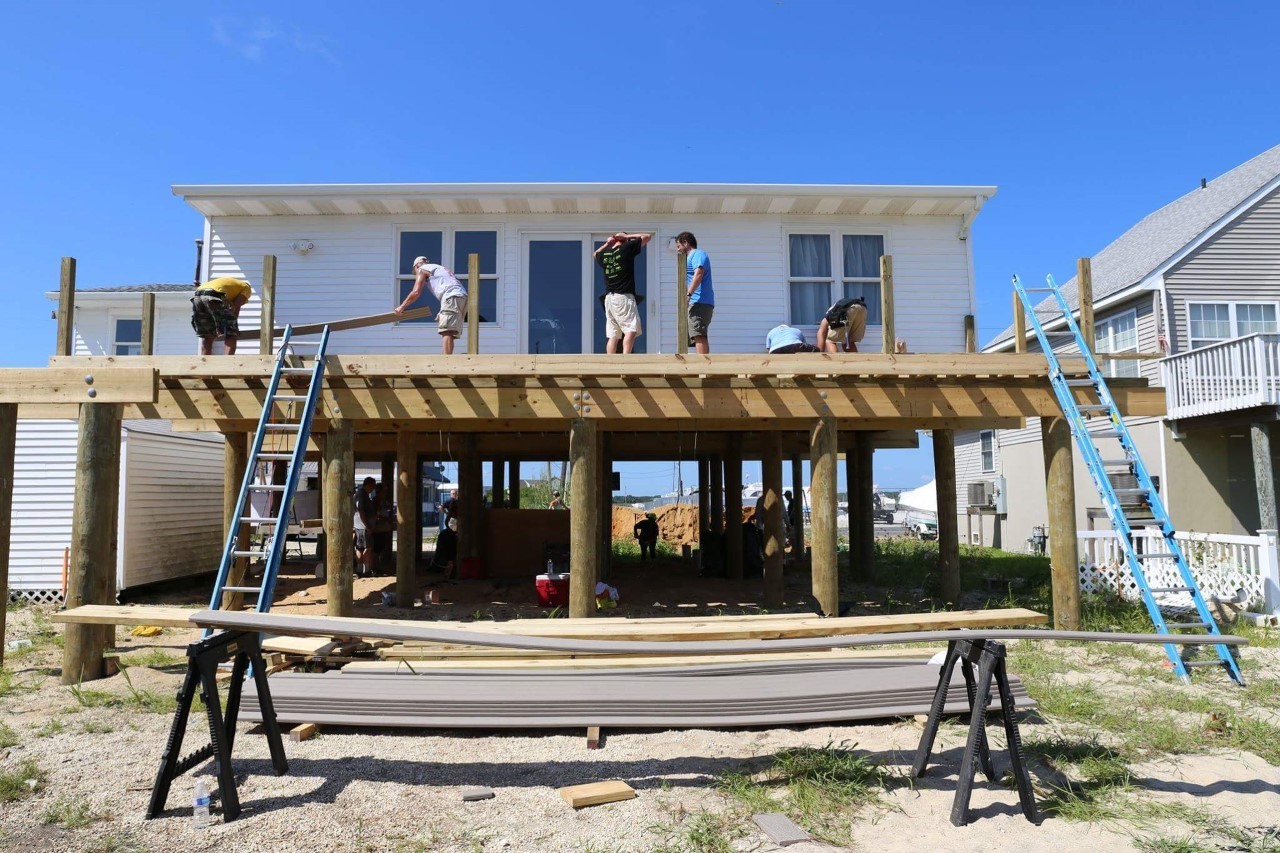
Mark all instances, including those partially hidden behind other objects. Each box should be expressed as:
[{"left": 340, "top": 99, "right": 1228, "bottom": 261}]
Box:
[{"left": 3, "top": 2, "right": 1278, "bottom": 494}]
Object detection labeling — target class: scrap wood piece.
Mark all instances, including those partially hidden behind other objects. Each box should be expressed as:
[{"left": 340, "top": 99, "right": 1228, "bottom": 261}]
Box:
[
  {"left": 290, "top": 723, "right": 320, "bottom": 742},
  {"left": 586, "top": 726, "right": 601, "bottom": 750},
  {"left": 462, "top": 787, "right": 495, "bottom": 802},
  {"left": 753, "top": 813, "right": 810, "bottom": 846},
  {"left": 559, "top": 780, "right": 636, "bottom": 808}
]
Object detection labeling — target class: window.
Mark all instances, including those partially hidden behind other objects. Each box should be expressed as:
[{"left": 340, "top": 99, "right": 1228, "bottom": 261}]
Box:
[
  {"left": 1095, "top": 310, "right": 1139, "bottom": 378},
  {"left": 395, "top": 229, "right": 499, "bottom": 324},
  {"left": 1188, "top": 302, "right": 1279, "bottom": 348},
  {"left": 787, "top": 233, "right": 884, "bottom": 325},
  {"left": 113, "top": 318, "right": 142, "bottom": 356},
  {"left": 979, "top": 430, "right": 995, "bottom": 473}
]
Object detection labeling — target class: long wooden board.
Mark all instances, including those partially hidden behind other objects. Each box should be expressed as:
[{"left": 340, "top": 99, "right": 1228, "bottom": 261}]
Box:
[
  {"left": 51, "top": 604, "right": 200, "bottom": 628},
  {"left": 351, "top": 650, "right": 940, "bottom": 671},
  {"left": 0, "top": 367, "right": 156, "bottom": 404},
  {"left": 239, "top": 307, "right": 434, "bottom": 337}
]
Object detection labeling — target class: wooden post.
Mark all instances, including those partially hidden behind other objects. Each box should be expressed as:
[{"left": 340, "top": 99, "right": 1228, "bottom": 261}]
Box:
[
  {"left": 600, "top": 435, "right": 613, "bottom": 581},
  {"left": 140, "top": 292, "right": 156, "bottom": 356},
  {"left": 467, "top": 253, "right": 480, "bottom": 355},
  {"left": 260, "top": 254, "right": 277, "bottom": 356},
  {"left": 676, "top": 250, "right": 689, "bottom": 355},
  {"left": 809, "top": 416, "right": 838, "bottom": 616},
  {"left": 380, "top": 456, "right": 395, "bottom": 494},
  {"left": 1253, "top": 423, "right": 1278, "bottom": 532},
  {"left": 845, "top": 442, "right": 861, "bottom": 578},
  {"left": 879, "top": 255, "right": 894, "bottom": 355},
  {"left": 762, "top": 433, "right": 785, "bottom": 607},
  {"left": 1077, "top": 257, "right": 1095, "bottom": 356},
  {"left": 1013, "top": 291, "right": 1027, "bottom": 353},
  {"left": 964, "top": 314, "right": 977, "bottom": 353},
  {"left": 324, "top": 419, "right": 354, "bottom": 617},
  {"left": 934, "top": 429, "right": 961, "bottom": 603},
  {"left": 1042, "top": 416, "right": 1081, "bottom": 629},
  {"left": 724, "top": 435, "right": 744, "bottom": 580},
  {"left": 697, "top": 457, "right": 710, "bottom": 540},
  {"left": 492, "top": 457, "right": 506, "bottom": 508},
  {"left": 63, "top": 402, "right": 122, "bottom": 684},
  {"left": 459, "top": 435, "right": 482, "bottom": 562},
  {"left": 221, "top": 433, "right": 251, "bottom": 612},
  {"left": 0, "top": 405, "right": 15, "bottom": 669},
  {"left": 56, "top": 257, "right": 76, "bottom": 357},
  {"left": 790, "top": 456, "right": 805, "bottom": 559},
  {"left": 396, "top": 431, "right": 418, "bottom": 607},
  {"left": 508, "top": 459, "right": 521, "bottom": 508},
  {"left": 855, "top": 433, "right": 875, "bottom": 581},
  {"left": 568, "top": 419, "right": 601, "bottom": 618}
]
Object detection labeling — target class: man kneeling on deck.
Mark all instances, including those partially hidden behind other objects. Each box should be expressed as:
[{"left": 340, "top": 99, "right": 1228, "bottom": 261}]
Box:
[
  {"left": 817, "top": 296, "right": 868, "bottom": 353},
  {"left": 765, "top": 324, "right": 821, "bottom": 354},
  {"left": 191, "top": 276, "right": 253, "bottom": 355}
]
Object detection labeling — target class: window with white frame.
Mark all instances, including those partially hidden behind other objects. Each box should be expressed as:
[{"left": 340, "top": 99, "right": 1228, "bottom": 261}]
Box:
[
  {"left": 113, "top": 318, "right": 142, "bottom": 356},
  {"left": 787, "top": 233, "right": 884, "bottom": 326},
  {"left": 979, "top": 430, "right": 995, "bottom": 473},
  {"left": 1095, "top": 310, "right": 1139, "bottom": 378},
  {"left": 396, "top": 229, "right": 499, "bottom": 324},
  {"left": 1188, "top": 302, "right": 1279, "bottom": 348}
]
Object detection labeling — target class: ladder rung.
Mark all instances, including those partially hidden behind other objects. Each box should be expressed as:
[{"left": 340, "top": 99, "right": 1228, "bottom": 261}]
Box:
[
  {"left": 1166, "top": 622, "right": 1211, "bottom": 630},
  {"left": 1095, "top": 429, "right": 1121, "bottom": 437},
  {"left": 264, "top": 424, "right": 302, "bottom": 430},
  {"left": 257, "top": 453, "right": 295, "bottom": 460},
  {"left": 1065, "top": 379, "right": 1096, "bottom": 387},
  {"left": 272, "top": 395, "right": 309, "bottom": 402},
  {"left": 285, "top": 340, "right": 323, "bottom": 347},
  {"left": 232, "top": 549, "right": 267, "bottom": 557},
  {"left": 220, "top": 586, "right": 262, "bottom": 595},
  {"left": 1112, "top": 488, "right": 1149, "bottom": 495},
  {"left": 250, "top": 484, "right": 288, "bottom": 491},
  {"left": 280, "top": 367, "right": 314, "bottom": 374},
  {"left": 240, "top": 517, "right": 278, "bottom": 524},
  {"left": 1181, "top": 659, "right": 1226, "bottom": 668},
  {"left": 1023, "top": 287, "right": 1056, "bottom": 292},
  {"left": 1150, "top": 586, "right": 1193, "bottom": 593},
  {"left": 1099, "top": 458, "right": 1131, "bottom": 466},
  {"left": 1078, "top": 404, "right": 1110, "bottom": 411}
]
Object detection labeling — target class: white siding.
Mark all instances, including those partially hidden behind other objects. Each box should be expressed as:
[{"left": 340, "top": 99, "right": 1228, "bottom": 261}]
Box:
[
  {"left": 71, "top": 294, "right": 203, "bottom": 357},
  {"left": 9, "top": 420, "right": 79, "bottom": 591},
  {"left": 208, "top": 212, "right": 974, "bottom": 355}
]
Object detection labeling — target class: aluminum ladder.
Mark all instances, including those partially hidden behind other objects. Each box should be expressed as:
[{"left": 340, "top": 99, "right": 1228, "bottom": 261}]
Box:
[
  {"left": 1013, "top": 274, "right": 1243, "bottom": 685},
  {"left": 206, "top": 326, "right": 330, "bottom": 631}
]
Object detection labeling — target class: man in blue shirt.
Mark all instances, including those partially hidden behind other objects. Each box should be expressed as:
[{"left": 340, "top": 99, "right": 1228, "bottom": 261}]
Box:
[
  {"left": 676, "top": 232, "right": 714, "bottom": 353},
  {"left": 765, "top": 324, "right": 820, "bottom": 354}
]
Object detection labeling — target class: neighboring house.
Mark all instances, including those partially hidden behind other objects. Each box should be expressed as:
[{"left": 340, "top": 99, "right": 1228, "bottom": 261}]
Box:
[
  {"left": 956, "top": 143, "right": 1280, "bottom": 550},
  {"left": 11, "top": 285, "right": 225, "bottom": 603}
]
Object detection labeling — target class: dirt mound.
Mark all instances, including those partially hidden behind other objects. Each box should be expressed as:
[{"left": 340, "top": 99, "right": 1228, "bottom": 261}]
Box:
[{"left": 611, "top": 503, "right": 756, "bottom": 546}]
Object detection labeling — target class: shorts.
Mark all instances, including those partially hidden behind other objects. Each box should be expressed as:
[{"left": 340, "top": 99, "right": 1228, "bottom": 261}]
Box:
[
  {"left": 190, "top": 292, "right": 239, "bottom": 339},
  {"left": 770, "top": 342, "right": 821, "bottom": 354},
  {"left": 354, "top": 528, "right": 368, "bottom": 551},
  {"left": 827, "top": 304, "right": 868, "bottom": 346},
  {"left": 688, "top": 302, "right": 714, "bottom": 342},
  {"left": 438, "top": 293, "right": 467, "bottom": 337},
  {"left": 604, "top": 293, "right": 642, "bottom": 339}
]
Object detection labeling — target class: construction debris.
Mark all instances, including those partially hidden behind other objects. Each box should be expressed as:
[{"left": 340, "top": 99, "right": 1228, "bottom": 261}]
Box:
[
  {"left": 462, "top": 787, "right": 495, "bottom": 802},
  {"left": 559, "top": 780, "right": 636, "bottom": 808},
  {"left": 753, "top": 813, "right": 810, "bottom": 846}
]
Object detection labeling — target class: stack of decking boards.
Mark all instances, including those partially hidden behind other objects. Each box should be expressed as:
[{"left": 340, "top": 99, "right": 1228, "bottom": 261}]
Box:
[{"left": 242, "top": 609, "right": 1043, "bottom": 729}]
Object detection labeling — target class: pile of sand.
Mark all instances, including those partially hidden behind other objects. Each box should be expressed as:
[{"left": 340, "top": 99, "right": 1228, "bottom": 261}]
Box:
[{"left": 611, "top": 503, "right": 757, "bottom": 546}]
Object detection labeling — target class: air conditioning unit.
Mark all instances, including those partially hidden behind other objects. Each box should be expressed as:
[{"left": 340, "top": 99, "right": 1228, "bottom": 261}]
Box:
[{"left": 968, "top": 481, "right": 994, "bottom": 508}]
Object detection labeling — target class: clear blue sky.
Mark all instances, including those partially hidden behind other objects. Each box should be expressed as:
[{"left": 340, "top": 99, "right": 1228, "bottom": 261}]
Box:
[{"left": 4, "top": 2, "right": 1278, "bottom": 494}]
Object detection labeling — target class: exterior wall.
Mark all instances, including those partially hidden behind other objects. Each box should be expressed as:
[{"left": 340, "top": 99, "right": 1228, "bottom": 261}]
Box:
[
  {"left": 1165, "top": 428, "right": 1265, "bottom": 536},
  {"left": 1164, "top": 185, "right": 1280, "bottom": 353},
  {"left": 9, "top": 420, "right": 79, "bottom": 592},
  {"left": 71, "top": 294, "right": 203, "bottom": 357},
  {"left": 206, "top": 213, "right": 975, "bottom": 355},
  {"left": 953, "top": 429, "right": 1001, "bottom": 546}
]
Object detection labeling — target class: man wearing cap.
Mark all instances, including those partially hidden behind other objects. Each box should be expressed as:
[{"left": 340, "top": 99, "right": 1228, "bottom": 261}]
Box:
[
  {"left": 593, "top": 231, "right": 651, "bottom": 354},
  {"left": 191, "top": 276, "right": 253, "bottom": 355},
  {"left": 634, "top": 512, "right": 660, "bottom": 561},
  {"left": 395, "top": 255, "right": 466, "bottom": 354}
]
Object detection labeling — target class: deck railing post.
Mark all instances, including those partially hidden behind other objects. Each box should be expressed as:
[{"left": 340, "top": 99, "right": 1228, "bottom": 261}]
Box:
[
  {"left": 676, "top": 250, "right": 689, "bottom": 355},
  {"left": 260, "top": 255, "right": 277, "bottom": 356},
  {"left": 140, "top": 292, "right": 156, "bottom": 356},
  {"left": 880, "top": 255, "right": 895, "bottom": 354},
  {"left": 56, "top": 257, "right": 76, "bottom": 357},
  {"left": 467, "top": 253, "right": 480, "bottom": 354}
]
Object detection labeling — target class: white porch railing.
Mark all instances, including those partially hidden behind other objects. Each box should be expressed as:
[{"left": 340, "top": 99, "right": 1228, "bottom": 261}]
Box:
[
  {"left": 1161, "top": 333, "right": 1280, "bottom": 420},
  {"left": 1077, "top": 528, "right": 1280, "bottom": 613}
]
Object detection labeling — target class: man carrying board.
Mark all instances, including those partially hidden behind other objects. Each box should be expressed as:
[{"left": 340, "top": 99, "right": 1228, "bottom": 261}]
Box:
[{"left": 396, "top": 255, "right": 469, "bottom": 354}]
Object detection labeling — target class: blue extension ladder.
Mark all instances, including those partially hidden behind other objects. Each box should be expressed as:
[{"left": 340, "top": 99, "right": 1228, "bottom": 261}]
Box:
[
  {"left": 206, "top": 326, "right": 330, "bottom": 631},
  {"left": 1013, "top": 274, "right": 1243, "bottom": 685}
]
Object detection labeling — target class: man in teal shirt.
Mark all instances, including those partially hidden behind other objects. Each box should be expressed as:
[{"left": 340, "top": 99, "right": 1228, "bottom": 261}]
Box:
[{"left": 676, "top": 231, "right": 714, "bottom": 353}]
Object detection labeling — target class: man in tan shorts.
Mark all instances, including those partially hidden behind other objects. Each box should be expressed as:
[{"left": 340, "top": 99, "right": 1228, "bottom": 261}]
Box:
[
  {"left": 817, "top": 296, "right": 868, "bottom": 353},
  {"left": 594, "top": 231, "right": 651, "bottom": 353},
  {"left": 395, "top": 255, "right": 467, "bottom": 354}
]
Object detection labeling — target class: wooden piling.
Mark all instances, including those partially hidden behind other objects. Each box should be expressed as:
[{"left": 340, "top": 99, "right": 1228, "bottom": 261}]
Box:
[
  {"left": 569, "top": 418, "right": 601, "bottom": 618},
  {"left": 600, "top": 434, "right": 613, "bottom": 582},
  {"left": 1042, "top": 415, "right": 1081, "bottom": 629},
  {"left": 221, "top": 432, "right": 250, "bottom": 612},
  {"left": 855, "top": 433, "right": 875, "bottom": 581},
  {"left": 1077, "top": 257, "right": 1095, "bottom": 356},
  {"left": 63, "top": 402, "right": 122, "bottom": 684},
  {"left": 845, "top": 442, "right": 861, "bottom": 578},
  {"left": 459, "top": 435, "right": 482, "bottom": 563},
  {"left": 810, "top": 416, "right": 838, "bottom": 616},
  {"left": 762, "top": 433, "right": 785, "bottom": 608},
  {"left": 710, "top": 454, "right": 724, "bottom": 533},
  {"left": 324, "top": 419, "right": 354, "bottom": 617},
  {"left": 508, "top": 459, "right": 521, "bottom": 508},
  {"left": 260, "top": 255, "right": 277, "bottom": 356},
  {"left": 790, "top": 456, "right": 805, "bottom": 559},
  {"left": 1253, "top": 423, "right": 1278, "bottom": 531},
  {"left": 396, "top": 430, "right": 417, "bottom": 607},
  {"left": 467, "top": 253, "right": 480, "bottom": 355},
  {"left": 724, "top": 435, "right": 744, "bottom": 580},
  {"left": 492, "top": 457, "right": 506, "bottom": 509},
  {"left": 140, "top": 292, "right": 156, "bottom": 356},
  {"left": 676, "top": 250, "right": 689, "bottom": 355},
  {"left": 934, "top": 429, "right": 960, "bottom": 603},
  {"left": 697, "top": 457, "right": 710, "bottom": 539},
  {"left": 880, "top": 255, "right": 894, "bottom": 354},
  {"left": 1013, "top": 291, "right": 1027, "bottom": 353},
  {"left": 0, "top": 405, "right": 15, "bottom": 669},
  {"left": 56, "top": 257, "right": 76, "bottom": 357}
]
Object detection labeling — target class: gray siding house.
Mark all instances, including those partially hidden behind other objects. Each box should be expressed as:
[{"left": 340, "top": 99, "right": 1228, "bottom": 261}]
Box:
[{"left": 957, "top": 143, "right": 1280, "bottom": 551}]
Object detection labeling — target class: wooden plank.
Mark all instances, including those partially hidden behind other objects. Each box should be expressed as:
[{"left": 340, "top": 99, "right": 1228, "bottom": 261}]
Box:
[
  {"left": 0, "top": 405, "right": 15, "bottom": 668},
  {"left": 559, "top": 780, "right": 636, "bottom": 808},
  {"left": 467, "top": 252, "right": 480, "bottom": 355},
  {"left": 754, "top": 813, "right": 810, "bottom": 846},
  {"left": 140, "top": 293, "right": 156, "bottom": 356},
  {"left": 880, "top": 254, "right": 894, "bottom": 354},
  {"left": 1042, "top": 416, "right": 1080, "bottom": 630},
  {"left": 56, "top": 257, "right": 76, "bottom": 358},
  {"left": 0, "top": 368, "right": 156, "bottom": 404},
  {"left": 52, "top": 604, "right": 200, "bottom": 628},
  {"left": 260, "top": 254, "right": 277, "bottom": 356},
  {"left": 1013, "top": 291, "right": 1027, "bottom": 353},
  {"left": 586, "top": 725, "right": 601, "bottom": 749},
  {"left": 1078, "top": 257, "right": 1095, "bottom": 356},
  {"left": 240, "top": 307, "right": 435, "bottom": 338},
  {"left": 355, "top": 649, "right": 941, "bottom": 670},
  {"left": 569, "top": 418, "right": 600, "bottom": 618},
  {"left": 290, "top": 722, "right": 319, "bottom": 742},
  {"left": 459, "top": 434, "right": 481, "bottom": 563},
  {"left": 677, "top": 250, "right": 689, "bottom": 355},
  {"left": 462, "top": 787, "right": 495, "bottom": 801},
  {"left": 809, "top": 416, "right": 837, "bottom": 615}
]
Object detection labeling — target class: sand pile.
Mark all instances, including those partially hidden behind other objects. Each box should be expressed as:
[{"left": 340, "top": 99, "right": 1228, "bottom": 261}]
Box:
[{"left": 611, "top": 503, "right": 757, "bottom": 546}]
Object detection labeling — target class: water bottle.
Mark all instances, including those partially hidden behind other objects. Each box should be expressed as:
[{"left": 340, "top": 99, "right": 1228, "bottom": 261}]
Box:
[
  {"left": 192, "top": 778, "right": 211, "bottom": 829},
  {"left": 546, "top": 558, "right": 554, "bottom": 574}
]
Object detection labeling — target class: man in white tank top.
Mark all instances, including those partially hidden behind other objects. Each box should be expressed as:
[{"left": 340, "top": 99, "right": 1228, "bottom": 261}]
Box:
[{"left": 395, "top": 255, "right": 469, "bottom": 354}]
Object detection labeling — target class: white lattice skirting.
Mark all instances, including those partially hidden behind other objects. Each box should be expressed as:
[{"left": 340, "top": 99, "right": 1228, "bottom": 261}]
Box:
[{"left": 7, "top": 589, "right": 66, "bottom": 606}]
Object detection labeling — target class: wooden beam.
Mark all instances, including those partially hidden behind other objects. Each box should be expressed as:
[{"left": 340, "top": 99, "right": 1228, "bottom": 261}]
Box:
[
  {"left": 762, "top": 433, "right": 785, "bottom": 608},
  {"left": 845, "top": 441, "right": 860, "bottom": 580},
  {"left": 324, "top": 418, "right": 354, "bottom": 617},
  {"left": 241, "top": 306, "right": 434, "bottom": 338},
  {"left": 880, "top": 255, "right": 894, "bottom": 354},
  {"left": 1013, "top": 290, "right": 1027, "bottom": 354},
  {"left": 724, "top": 434, "right": 744, "bottom": 580},
  {"left": 676, "top": 250, "right": 689, "bottom": 355},
  {"left": 0, "top": 405, "right": 14, "bottom": 669},
  {"left": 396, "top": 431, "right": 418, "bottom": 607},
  {"left": 697, "top": 457, "right": 710, "bottom": 540},
  {"left": 1077, "top": 257, "right": 1095, "bottom": 356},
  {"left": 934, "top": 429, "right": 960, "bottom": 603},
  {"left": 140, "top": 293, "right": 156, "bottom": 357},
  {"left": 222, "top": 433, "right": 251, "bottom": 612},
  {"left": 63, "top": 402, "right": 122, "bottom": 684},
  {"left": 809, "top": 415, "right": 838, "bottom": 615},
  {"left": 0, "top": 368, "right": 156, "bottom": 405},
  {"left": 56, "top": 257, "right": 76, "bottom": 357},
  {"left": 710, "top": 453, "right": 724, "bottom": 533},
  {"left": 467, "top": 253, "right": 480, "bottom": 355},
  {"left": 459, "top": 435, "right": 482, "bottom": 564},
  {"left": 1253, "top": 423, "right": 1278, "bottom": 532},
  {"left": 1042, "top": 415, "right": 1080, "bottom": 630},
  {"left": 600, "top": 435, "right": 612, "bottom": 582},
  {"left": 964, "top": 315, "right": 977, "bottom": 353},
  {"left": 790, "top": 456, "right": 805, "bottom": 559},
  {"left": 260, "top": 255, "right": 277, "bottom": 356},
  {"left": 855, "top": 433, "right": 875, "bottom": 582},
  {"left": 569, "top": 418, "right": 600, "bottom": 618},
  {"left": 508, "top": 459, "right": 521, "bottom": 508}
]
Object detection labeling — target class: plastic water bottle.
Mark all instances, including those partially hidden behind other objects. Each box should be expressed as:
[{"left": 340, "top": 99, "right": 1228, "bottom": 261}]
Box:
[
  {"left": 546, "top": 558, "right": 554, "bottom": 574},
  {"left": 192, "top": 778, "right": 211, "bottom": 829}
]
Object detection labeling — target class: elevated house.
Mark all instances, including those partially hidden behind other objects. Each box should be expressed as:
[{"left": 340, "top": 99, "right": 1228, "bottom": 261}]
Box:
[{"left": 956, "top": 144, "right": 1280, "bottom": 556}]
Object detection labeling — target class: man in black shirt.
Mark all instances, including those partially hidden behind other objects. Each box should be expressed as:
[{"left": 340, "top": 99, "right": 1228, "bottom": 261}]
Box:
[
  {"left": 633, "top": 512, "right": 660, "bottom": 561},
  {"left": 594, "top": 231, "right": 652, "bottom": 354}
]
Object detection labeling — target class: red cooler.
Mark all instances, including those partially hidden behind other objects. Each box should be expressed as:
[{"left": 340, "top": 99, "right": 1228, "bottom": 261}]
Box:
[{"left": 536, "top": 573, "right": 570, "bottom": 607}]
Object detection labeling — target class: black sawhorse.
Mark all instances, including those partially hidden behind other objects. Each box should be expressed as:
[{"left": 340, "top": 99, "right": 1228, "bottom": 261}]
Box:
[
  {"left": 911, "top": 638, "right": 1040, "bottom": 827},
  {"left": 147, "top": 630, "right": 288, "bottom": 822}
]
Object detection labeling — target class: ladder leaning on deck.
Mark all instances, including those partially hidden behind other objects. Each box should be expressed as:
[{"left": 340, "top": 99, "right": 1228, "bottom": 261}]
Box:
[
  {"left": 1013, "top": 274, "right": 1244, "bottom": 685},
  {"left": 206, "top": 326, "right": 330, "bottom": 631}
]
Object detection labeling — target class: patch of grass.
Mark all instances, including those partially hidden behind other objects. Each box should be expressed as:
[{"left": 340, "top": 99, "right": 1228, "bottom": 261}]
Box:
[
  {"left": 67, "top": 682, "right": 121, "bottom": 709},
  {"left": 81, "top": 719, "right": 114, "bottom": 734},
  {"left": 1079, "top": 593, "right": 1158, "bottom": 634},
  {"left": 36, "top": 719, "right": 67, "bottom": 738},
  {"left": 1202, "top": 710, "right": 1280, "bottom": 765},
  {"left": 1134, "top": 836, "right": 1215, "bottom": 853},
  {"left": 85, "top": 836, "right": 146, "bottom": 853},
  {"left": 41, "top": 796, "right": 113, "bottom": 829},
  {"left": 1007, "top": 641, "right": 1074, "bottom": 683},
  {"left": 649, "top": 809, "right": 741, "bottom": 853},
  {"left": 611, "top": 537, "right": 680, "bottom": 563},
  {"left": 1244, "top": 677, "right": 1280, "bottom": 709},
  {"left": 0, "top": 667, "right": 35, "bottom": 699},
  {"left": 118, "top": 666, "right": 177, "bottom": 714},
  {"left": 117, "top": 647, "right": 185, "bottom": 669},
  {"left": 1235, "top": 621, "right": 1280, "bottom": 649},
  {"left": 0, "top": 721, "right": 17, "bottom": 747},
  {"left": 0, "top": 759, "right": 47, "bottom": 802}
]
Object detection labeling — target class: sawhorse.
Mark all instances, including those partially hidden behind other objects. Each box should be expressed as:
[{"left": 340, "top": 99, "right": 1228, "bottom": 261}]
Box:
[
  {"left": 911, "top": 638, "right": 1040, "bottom": 826},
  {"left": 146, "top": 630, "right": 289, "bottom": 822}
]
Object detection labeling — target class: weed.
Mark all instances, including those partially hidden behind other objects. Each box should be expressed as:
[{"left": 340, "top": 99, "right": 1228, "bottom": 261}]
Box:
[
  {"left": 650, "top": 809, "right": 740, "bottom": 853},
  {"left": 81, "top": 719, "right": 114, "bottom": 734},
  {"left": 118, "top": 647, "right": 184, "bottom": 668},
  {"left": 41, "top": 796, "right": 113, "bottom": 829},
  {"left": 1134, "top": 836, "right": 1215, "bottom": 853},
  {"left": 67, "top": 682, "right": 121, "bottom": 709},
  {"left": 118, "top": 666, "right": 177, "bottom": 714},
  {"left": 36, "top": 719, "right": 66, "bottom": 738},
  {"left": 0, "top": 667, "right": 37, "bottom": 699},
  {"left": 0, "top": 721, "right": 16, "bottom": 748},
  {"left": 85, "top": 836, "right": 146, "bottom": 853},
  {"left": 0, "top": 759, "right": 47, "bottom": 802}
]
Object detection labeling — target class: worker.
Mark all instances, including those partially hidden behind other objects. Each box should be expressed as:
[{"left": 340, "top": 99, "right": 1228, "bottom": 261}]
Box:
[
  {"left": 676, "top": 232, "right": 714, "bottom": 353},
  {"left": 395, "top": 255, "right": 470, "bottom": 355},
  {"left": 783, "top": 489, "right": 799, "bottom": 547},
  {"left": 548, "top": 490, "right": 566, "bottom": 510},
  {"left": 817, "top": 296, "right": 868, "bottom": 353},
  {"left": 634, "top": 512, "right": 660, "bottom": 560},
  {"left": 353, "top": 477, "right": 378, "bottom": 577},
  {"left": 594, "top": 231, "right": 651, "bottom": 354},
  {"left": 765, "top": 324, "right": 821, "bottom": 354},
  {"left": 191, "top": 276, "right": 253, "bottom": 355}
]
